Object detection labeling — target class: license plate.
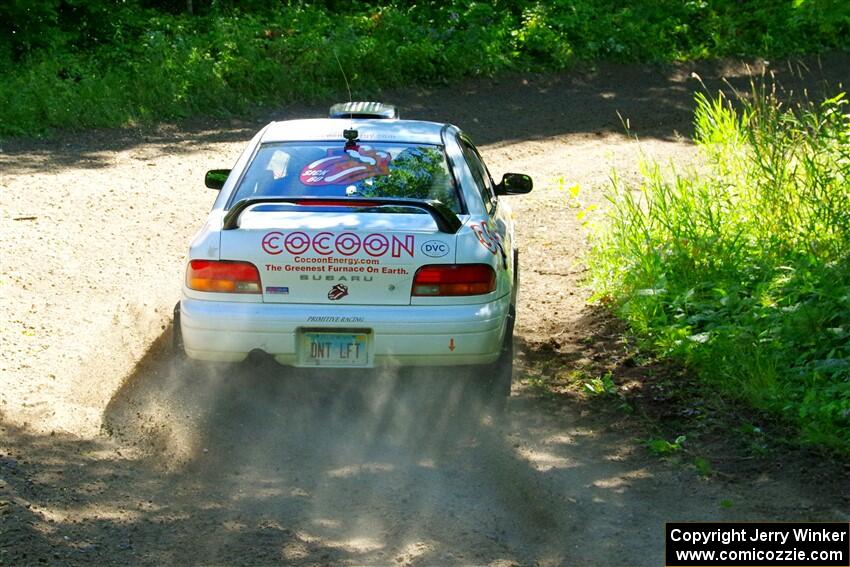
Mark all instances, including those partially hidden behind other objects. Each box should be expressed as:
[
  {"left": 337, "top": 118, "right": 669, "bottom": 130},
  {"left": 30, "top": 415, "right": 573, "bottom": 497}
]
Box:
[{"left": 300, "top": 332, "right": 369, "bottom": 367}]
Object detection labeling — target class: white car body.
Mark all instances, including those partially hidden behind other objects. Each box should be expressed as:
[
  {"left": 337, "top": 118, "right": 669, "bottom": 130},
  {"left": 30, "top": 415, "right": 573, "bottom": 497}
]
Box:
[{"left": 178, "top": 105, "right": 530, "bottom": 375}]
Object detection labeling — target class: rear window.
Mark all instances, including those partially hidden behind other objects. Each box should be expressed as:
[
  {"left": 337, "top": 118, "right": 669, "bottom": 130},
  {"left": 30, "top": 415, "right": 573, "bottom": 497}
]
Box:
[{"left": 230, "top": 142, "right": 461, "bottom": 212}]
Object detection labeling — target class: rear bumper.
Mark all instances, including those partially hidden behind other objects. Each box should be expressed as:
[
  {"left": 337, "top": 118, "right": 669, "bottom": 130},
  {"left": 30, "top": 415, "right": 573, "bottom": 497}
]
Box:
[{"left": 179, "top": 296, "right": 510, "bottom": 367}]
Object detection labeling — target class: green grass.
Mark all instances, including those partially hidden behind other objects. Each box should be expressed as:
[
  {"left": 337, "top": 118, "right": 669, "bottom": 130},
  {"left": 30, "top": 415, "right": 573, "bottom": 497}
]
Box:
[
  {"left": 590, "top": 85, "right": 850, "bottom": 454},
  {"left": 2, "top": 0, "right": 850, "bottom": 137}
]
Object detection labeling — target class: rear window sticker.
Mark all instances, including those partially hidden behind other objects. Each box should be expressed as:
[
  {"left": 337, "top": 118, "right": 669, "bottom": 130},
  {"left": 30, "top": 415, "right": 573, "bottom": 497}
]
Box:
[{"left": 300, "top": 146, "right": 392, "bottom": 186}]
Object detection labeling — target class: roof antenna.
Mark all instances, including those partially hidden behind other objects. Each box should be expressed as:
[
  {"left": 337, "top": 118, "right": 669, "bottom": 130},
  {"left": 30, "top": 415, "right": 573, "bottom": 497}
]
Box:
[{"left": 333, "top": 50, "right": 352, "bottom": 103}]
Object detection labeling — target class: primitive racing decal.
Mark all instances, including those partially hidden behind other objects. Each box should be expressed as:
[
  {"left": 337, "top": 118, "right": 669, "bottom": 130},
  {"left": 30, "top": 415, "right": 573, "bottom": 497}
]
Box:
[
  {"left": 306, "top": 316, "right": 365, "bottom": 323},
  {"left": 299, "top": 146, "right": 391, "bottom": 185}
]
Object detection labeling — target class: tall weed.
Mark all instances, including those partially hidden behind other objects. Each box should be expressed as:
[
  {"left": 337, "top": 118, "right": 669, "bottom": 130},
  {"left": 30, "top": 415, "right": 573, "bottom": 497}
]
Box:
[{"left": 591, "top": 87, "right": 850, "bottom": 453}]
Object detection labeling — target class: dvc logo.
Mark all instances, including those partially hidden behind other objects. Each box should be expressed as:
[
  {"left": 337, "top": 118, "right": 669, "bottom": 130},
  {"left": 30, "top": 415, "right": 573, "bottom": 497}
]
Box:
[{"left": 421, "top": 240, "right": 450, "bottom": 258}]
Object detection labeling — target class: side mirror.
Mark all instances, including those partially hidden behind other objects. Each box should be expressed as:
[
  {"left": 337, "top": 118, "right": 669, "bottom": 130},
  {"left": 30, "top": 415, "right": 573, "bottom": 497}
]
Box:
[
  {"left": 205, "top": 169, "right": 231, "bottom": 190},
  {"left": 495, "top": 173, "right": 533, "bottom": 195}
]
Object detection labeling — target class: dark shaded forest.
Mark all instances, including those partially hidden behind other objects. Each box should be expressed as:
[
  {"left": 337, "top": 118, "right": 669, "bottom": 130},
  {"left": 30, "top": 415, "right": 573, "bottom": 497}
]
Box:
[{"left": 2, "top": 0, "right": 848, "bottom": 135}]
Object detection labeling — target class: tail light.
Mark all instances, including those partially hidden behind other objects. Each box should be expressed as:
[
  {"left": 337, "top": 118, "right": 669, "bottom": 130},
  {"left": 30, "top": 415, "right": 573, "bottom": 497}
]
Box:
[
  {"left": 186, "top": 260, "right": 261, "bottom": 293},
  {"left": 412, "top": 264, "right": 496, "bottom": 296}
]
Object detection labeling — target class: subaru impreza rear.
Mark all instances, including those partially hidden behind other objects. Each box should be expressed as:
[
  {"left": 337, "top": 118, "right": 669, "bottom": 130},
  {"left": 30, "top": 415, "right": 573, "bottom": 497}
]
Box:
[{"left": 175, "top": 103, "right": 531, "bottom": 394}]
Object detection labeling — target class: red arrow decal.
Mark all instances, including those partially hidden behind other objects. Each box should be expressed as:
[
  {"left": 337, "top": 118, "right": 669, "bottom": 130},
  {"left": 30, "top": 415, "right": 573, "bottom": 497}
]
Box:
[{"left": 449, "top": 338, "right": 456, "bottom": 352}]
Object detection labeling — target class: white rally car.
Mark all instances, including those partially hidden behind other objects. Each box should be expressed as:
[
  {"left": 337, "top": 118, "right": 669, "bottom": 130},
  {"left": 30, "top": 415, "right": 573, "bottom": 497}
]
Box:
[{"left": 174, "top": 102, "right": 532, "bottom": 397}]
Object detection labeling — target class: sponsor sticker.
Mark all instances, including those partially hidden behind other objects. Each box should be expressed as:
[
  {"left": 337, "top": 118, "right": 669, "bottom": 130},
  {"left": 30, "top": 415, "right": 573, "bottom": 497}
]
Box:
[
  {"left": 306, "top": 316, "right": 365, "bottom": 323},
  {"left": 261, "top": 231, "right": 414, "bottom": 258},
  {"left": 299, "top": 146, "right": 392, "bottom": 186},
  {"left": 328, "top": 284, "right": 349, "bottom": 300},
  {"left": 262, "top": 231, "right": 284, "bottom": 255},
  {"left": 265, "top": 286, "right": 290, "bottom": 294},
  {"left": 421, "top": 240, "right": 450, "bottom": 258},
  {"left": 472, "top": 223, "right": 500, "bottom": 255}
]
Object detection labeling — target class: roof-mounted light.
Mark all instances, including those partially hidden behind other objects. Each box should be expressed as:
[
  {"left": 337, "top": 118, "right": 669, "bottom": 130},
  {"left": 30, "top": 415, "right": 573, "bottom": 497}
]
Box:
[{"left": 329, "top": 102, "right": 398, "bottom": 119}]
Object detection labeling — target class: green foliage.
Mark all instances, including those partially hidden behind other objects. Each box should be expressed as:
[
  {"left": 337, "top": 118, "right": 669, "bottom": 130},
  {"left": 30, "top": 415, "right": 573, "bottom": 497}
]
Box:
[
  {"left": 645, "top": 435, "right": 687, "bottom": 455},
  {"left": 693, "top": 456, "right": 713, "bottom": 477},
  {"left": 590, "top": 86, "right": 850, "bottom": 454},
  {"left": 583, "top": 372, "right": 617, "bottom": 396},
  {"left": 2, "top": 0, "right": 850, "bottom": 136},
  {"left": 361, "top": 147, "right": 458, "bottom": 208},
  {"left": 507, "top": 0, "right": 850, "bottom": 63}
]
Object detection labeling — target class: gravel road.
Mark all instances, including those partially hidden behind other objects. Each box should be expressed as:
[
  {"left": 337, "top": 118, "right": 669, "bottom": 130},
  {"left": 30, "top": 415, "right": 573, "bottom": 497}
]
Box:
[{"left": 2, "top": 55, "right": 849, "bottom": 566}]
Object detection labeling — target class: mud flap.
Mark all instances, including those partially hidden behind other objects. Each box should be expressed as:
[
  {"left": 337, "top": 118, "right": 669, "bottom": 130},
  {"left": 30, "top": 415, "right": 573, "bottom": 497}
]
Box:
[
  {"left": 495, "top": 304, "right": 516, "bottom": 397},
  {"left": 470, "top": 303, "right": 515, "bottom": 415},
  {"left": 172, "top": 302, "right": 184, "bottom": 355}
]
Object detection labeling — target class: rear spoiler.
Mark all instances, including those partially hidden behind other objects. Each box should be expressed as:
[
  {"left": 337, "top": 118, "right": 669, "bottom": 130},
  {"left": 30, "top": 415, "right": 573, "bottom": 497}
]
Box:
[{"left": 222, "top": 197, "right": 462, "bottom": 234}]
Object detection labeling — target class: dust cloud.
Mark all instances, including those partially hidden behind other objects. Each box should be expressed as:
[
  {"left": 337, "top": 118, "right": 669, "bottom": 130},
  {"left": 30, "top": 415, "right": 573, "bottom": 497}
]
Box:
[{"left": 100, "top": 327, "right": 571, "bottom": 564}]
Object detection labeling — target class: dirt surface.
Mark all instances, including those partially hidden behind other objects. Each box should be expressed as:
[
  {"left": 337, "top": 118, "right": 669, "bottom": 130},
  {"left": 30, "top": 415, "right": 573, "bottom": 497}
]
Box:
[{"left": 2, "top": 54, "right": 849, "bottom": 566}]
